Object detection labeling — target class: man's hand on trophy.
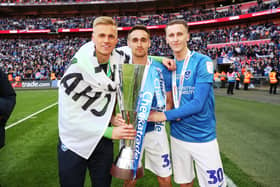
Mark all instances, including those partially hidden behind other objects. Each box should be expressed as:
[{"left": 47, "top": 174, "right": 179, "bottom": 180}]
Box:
[
  {"left": 162, "top": 57, "right": 176, "bottom": 71},
  {"left": 148, "top": 111, "right": 167, "bottom": 122},
  {"left": 111, "top": 113, "right": 126, "bottom": 126},
  {"left": 112, "top": 125, "right": 136, "bottom": 140}
]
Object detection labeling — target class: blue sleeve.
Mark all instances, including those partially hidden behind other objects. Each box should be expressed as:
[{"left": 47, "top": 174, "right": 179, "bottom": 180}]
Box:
[
  {"left": 164, "top": 83, "right": 211, "bottom": 121},
  {"left": 150, "top": 57, "right": 172, "bottom": 92},
  {"left": 197, "top": 56, "right": 213, "bottom": 84}
]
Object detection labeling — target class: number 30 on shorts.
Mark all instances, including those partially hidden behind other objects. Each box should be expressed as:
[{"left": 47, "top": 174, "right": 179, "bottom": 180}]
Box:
[{"left": 207, "top": 168, "right": 224, "bottom": 184}]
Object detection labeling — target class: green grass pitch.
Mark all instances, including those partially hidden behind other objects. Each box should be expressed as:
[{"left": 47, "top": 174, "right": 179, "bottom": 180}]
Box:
[{"left": 0, "top": 89, "right": 279, "bottom": 187}]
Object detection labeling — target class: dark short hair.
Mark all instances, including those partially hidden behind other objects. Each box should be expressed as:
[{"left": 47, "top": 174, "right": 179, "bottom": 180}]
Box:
[
  {"left": 165, "top": 19, "right": 188, "bottom": 32},
  {"left": 128, "top": 25, "right": 150, "bottom": 38}
]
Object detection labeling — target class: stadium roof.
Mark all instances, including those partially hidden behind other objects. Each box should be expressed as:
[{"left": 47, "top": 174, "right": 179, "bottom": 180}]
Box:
[{"left": 0, "top": 0, "right": 232, "bottom": 16}]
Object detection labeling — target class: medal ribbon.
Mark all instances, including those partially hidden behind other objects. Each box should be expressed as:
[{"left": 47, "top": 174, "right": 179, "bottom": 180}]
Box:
[{"left": 172, "top": 50, "right": 193, "bottom": 108}]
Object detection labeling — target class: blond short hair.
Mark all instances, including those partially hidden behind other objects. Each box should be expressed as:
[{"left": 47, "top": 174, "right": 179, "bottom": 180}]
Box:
[{"left": 92, "top": 16, "right": 117, "bottom": 28}]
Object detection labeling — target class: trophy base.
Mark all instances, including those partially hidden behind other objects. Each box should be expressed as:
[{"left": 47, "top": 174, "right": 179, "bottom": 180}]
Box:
[{"left": 111, "top": 164, "right": 144, "bottom": 180}]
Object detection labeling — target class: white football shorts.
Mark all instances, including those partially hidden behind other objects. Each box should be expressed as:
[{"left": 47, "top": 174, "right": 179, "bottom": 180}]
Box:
[
  {"left": 171, "top": 137, "right": 227, "bottom": 187},
  {"left": 140, "top": 124, "right": 172, "bottom": 177}
]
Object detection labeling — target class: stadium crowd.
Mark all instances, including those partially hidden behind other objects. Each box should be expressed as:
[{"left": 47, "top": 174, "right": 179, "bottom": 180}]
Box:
[
  {"left": 0, "top": 38, "right": 88, "bottom": 80},
  {"left": 1, "top": 27, "right": 279, "bottom": 81},
  {"left": 0, "top": 0, "right": 279, "bottom": 30},
  {"left": 0, "top": 0, "right": 279, "bottom": 81},
  {"left": 192, "top": 23, "right": 280, "bottom": 44}
]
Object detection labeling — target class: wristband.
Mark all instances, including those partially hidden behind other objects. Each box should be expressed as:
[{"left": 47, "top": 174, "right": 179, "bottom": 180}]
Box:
[{"left": 103, "top": 126, "right": 113, "bottom": 139}]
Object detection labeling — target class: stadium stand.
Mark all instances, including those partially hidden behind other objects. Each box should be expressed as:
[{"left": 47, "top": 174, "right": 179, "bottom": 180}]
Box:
[
  {"left": 0, "top": 1, "right": 279, "bottom": 29},
  {"left": 0, "top": 0, "right": 279, "bottom": 83}
]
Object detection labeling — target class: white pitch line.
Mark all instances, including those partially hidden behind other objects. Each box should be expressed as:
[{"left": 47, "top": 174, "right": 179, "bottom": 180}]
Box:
[
  {"left": 225, "top": 174, "right": 238, "bottom": 187},
  {"left": 5, "top": 102, "right": 58, "bottom": 130}
]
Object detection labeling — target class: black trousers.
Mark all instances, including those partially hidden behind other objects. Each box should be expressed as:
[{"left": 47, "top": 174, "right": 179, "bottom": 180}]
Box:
[
  {"left": 227, "top": 82, "right": 235, "bottom": 94},
  {"left": 235, "top": 80, "right": 240, "bottom": 89},
  {"left": 244, "top": 83, "right": 249, "bottom": 90},
  {"left": 58, "top": 138, "right": 113, "bottom": 187},
  {"left": 0, "top": 125, "right": 5, "bottom": 149},
  {"left": 269, "top": 83, "right": 277, "bottom": 94},
  {"left": 221, "top": 80, "right": 226, "bottom": 88}
]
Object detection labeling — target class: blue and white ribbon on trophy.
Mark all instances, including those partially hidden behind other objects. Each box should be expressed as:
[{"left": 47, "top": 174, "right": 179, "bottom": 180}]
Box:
[
  {"left": 132, "top": 60, "right": 166, "bottom": 178},
  {"left": 153, "top": 66, "right": 166, "bottom": 132}
]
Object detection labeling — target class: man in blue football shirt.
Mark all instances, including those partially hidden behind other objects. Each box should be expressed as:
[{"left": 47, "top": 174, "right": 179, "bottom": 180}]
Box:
[{"left": 148, "top": 20, "right": 227, "bottom": 187}]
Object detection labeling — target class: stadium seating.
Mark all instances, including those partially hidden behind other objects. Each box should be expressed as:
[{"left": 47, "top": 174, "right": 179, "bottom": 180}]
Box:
[
  {"left": 0, "top": 0, "right": 279, "bottom": 30},
  {"left": 0, "top": 0, "right": 279, "bottom": 80}
]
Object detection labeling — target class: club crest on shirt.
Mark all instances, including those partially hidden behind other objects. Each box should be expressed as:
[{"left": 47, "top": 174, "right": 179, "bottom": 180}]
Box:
[
  {"left": 184, "top": 70, "right": 191, "bottom": 80},
  {"left": 206, "top": 61, "right": 214, "bottom": 74}
]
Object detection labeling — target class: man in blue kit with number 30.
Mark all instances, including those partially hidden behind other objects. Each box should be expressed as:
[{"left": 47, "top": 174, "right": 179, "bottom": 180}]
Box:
[{"left": 148, "top": 19, "right": 227, "bottom": 187}]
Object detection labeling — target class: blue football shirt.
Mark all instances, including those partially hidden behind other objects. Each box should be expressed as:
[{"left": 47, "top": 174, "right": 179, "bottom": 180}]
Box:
[{"left": 169, "top": 52, "right": 216, "bottom": 142}]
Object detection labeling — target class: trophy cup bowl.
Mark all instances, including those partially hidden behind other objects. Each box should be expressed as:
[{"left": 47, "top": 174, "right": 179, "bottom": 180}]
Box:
[{"left": 111, "top": 64, "right": 145, "bottom": 180}]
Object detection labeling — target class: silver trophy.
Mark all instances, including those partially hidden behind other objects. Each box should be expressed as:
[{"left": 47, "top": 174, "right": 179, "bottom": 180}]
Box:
[{"left": 111, "top": 64, "right": 145, "bottom": 180}]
